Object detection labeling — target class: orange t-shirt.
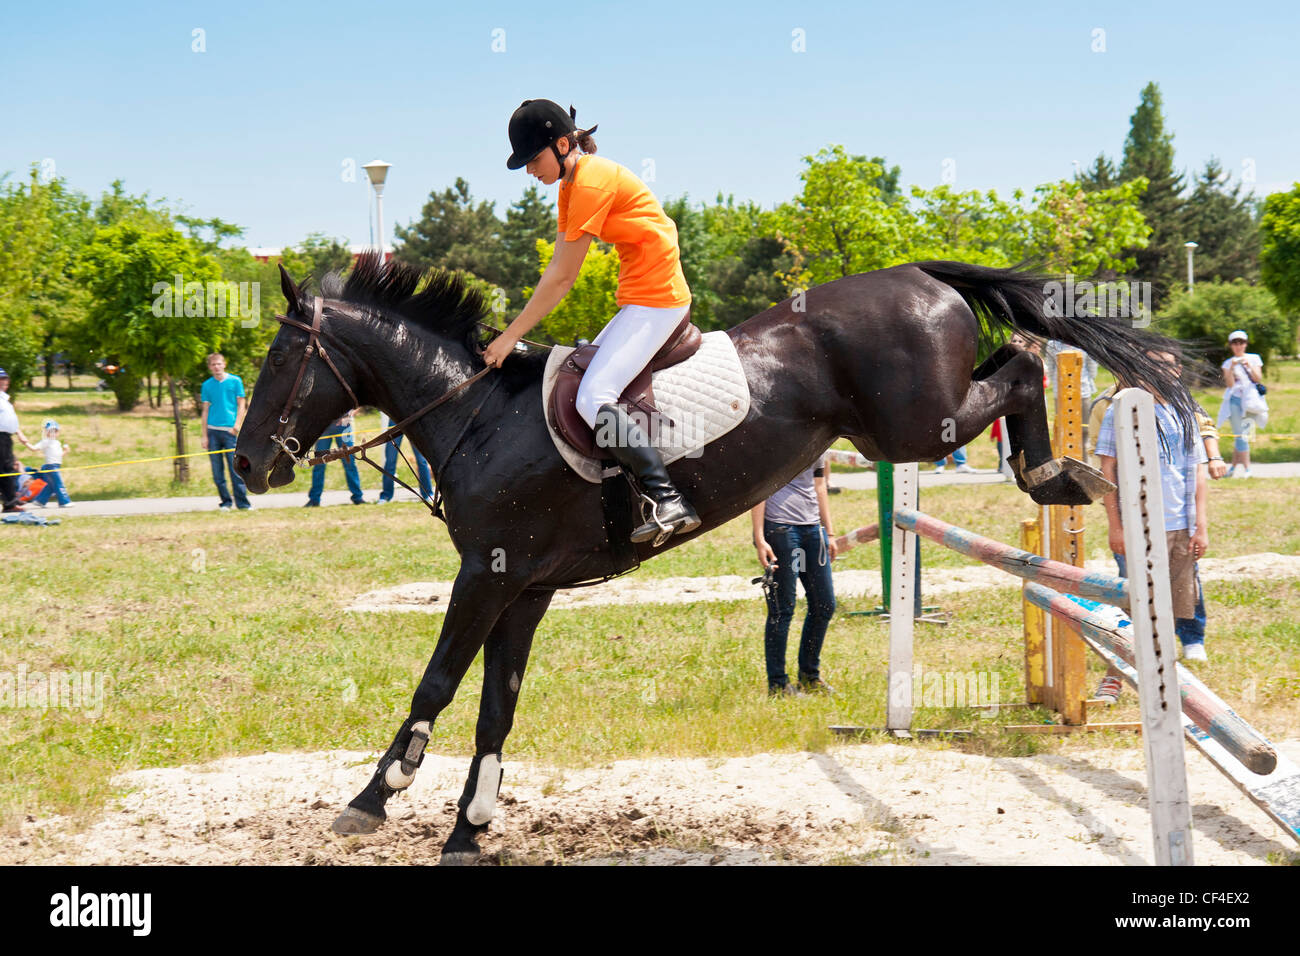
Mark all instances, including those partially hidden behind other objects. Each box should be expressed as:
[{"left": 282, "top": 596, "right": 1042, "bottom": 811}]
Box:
[{"left": 557, "top": 155, "right": 691, "bottom": 308}]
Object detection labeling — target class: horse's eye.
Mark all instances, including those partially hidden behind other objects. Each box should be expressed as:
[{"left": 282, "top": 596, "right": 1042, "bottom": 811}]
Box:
[{"left": 269, "top": 352, "right": 285, "bottom": 368}]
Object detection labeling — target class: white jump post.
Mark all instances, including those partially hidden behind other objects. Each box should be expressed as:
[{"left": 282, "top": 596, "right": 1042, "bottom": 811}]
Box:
[
  {"left": 887, "top": 462, "right": 918, "bottom": 734},
  {"left": 1113, "top": 387, "right": 1194, "bottom": 866}
]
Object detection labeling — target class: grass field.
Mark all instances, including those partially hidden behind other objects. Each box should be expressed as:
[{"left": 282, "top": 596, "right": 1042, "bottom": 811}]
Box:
[{"left": 2, "top": 474, "right": 1298, "bottom": 831}]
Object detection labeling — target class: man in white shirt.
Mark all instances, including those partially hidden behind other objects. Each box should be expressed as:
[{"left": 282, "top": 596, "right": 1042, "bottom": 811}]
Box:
[{"left": 0, "top": 368, "right": 37, "bottom": 511}]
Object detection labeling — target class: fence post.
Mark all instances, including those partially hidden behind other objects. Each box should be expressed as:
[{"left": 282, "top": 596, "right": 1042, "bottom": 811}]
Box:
[
  {"left": 887, "top": 463, "right": 918, "bottom": 733},
  {"left": 1114, "top": 387, "right": 1194, "bottom": 866}
]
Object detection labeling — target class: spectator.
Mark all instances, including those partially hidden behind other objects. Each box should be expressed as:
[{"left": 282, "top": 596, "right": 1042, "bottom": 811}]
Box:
[
  {"left": 1094, "top": 350, "right": 1209, "bottom": 704},
  {"left": 0, "top": 368, "right": 37, "bottom": 512},
  {"left": 31, "top": 420, "right": 73, "bottom": 508},
  {"left": 200, "top": 353, "right": 252, "bottom": 511},
  {"left": 1217, "top": 330, "right": 1266, "bottom": 478},
  {"left": 751, "top": 452, "right": 838, "bottom": 697},
  {"left": 376, "top": 412, "right": 434, "bottom": 505},
  {"left": 934, "top": 446, "right": 973, "bottom": 474},
  {"left": 306, "top": 409, "right": 366, "bottom": 507}
]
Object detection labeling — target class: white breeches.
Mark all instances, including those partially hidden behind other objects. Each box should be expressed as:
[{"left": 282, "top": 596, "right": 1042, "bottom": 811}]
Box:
[{"left": 575, "top": 303, "right": 691, "bottom": 428}]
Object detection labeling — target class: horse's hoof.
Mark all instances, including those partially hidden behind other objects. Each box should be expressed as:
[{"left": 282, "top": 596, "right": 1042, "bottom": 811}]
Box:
[
  {"left": 439, "top": 848, "right": 482, "bottom": 867},
  {"left": 1027, "top": 457, "right": 1114, "bottom": 506},
  {"left": 331, "top": 806, "right": 385, "bottom": 835}
]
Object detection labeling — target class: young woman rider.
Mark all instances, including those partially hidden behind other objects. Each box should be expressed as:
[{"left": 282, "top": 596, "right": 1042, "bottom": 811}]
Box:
[{"left": 483, "top": 99, "right": 699, "bottom": 544}]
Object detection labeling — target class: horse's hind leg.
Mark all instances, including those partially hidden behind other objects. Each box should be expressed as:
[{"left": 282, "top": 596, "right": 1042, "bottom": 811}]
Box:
[
  {"left": 962, "top": 346, "right": 1112, "bottom": 506},
  {"left": 440, "top": 587, "right": 553, "bottom": 866},
  {"left": 332, "top": 566, "right": 522, "bottom": 836}
]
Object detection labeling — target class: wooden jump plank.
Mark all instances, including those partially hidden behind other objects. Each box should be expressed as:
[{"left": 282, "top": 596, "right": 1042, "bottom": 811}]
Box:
[{"left": 893, "top": 506, "right": 1129, "bottom": 610}]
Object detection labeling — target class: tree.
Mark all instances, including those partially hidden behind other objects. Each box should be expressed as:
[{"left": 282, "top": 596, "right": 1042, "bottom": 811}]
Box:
[
  {"left": 279, "top": 233, "right": 354, "bottom": 288},
  {"left": 1180, "top": 159, "right": 1261, "bottom": 284},
  {"left": 781, "top": 146, "right": 913, "bottom": 285},
  {"left": 1076, "top": 154, "right": 1119, "bottom": 192},
  {"left": 499, "top": 185, "right": 556, "bottom": 315},
  {"left": 1022, "top": 179, "right": 1152, "bottom": 276},
  {"left": 393, "top": 178, "right": 510, "bottom": 293},
  {"left": 1259, "top": 185, "right": 1300, "bottom": 316},
  {"left": 1119, "top": 82, "right": 1188, "bottom": 308},
  {"left": 904, "top": 185, "right": 1023, "bottom": 266},
  {"left": 527, "top": 239, "right": 619, "bottom": 344},
  {"left": 1157, "top": 280, "right": 1294, "bottom": 371},
  {"left": 0, "top": 168, "right": 96, "bottom": 390},
  {"left": 79, "top": 223, "right": 228, "bottom": 482}
]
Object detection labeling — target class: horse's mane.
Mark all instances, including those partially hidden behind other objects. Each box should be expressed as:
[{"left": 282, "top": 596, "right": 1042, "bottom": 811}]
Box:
[
  {"left": 331, "top": 252, "right": 491, "bottom": 357},
  {"left": 324, "top": 251, "right": 548, "bottom": 393}
]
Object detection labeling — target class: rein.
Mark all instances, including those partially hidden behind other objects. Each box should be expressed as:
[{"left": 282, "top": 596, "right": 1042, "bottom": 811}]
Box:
[{"left": 270, "top": 300, "right": 498, "bottom": 521}]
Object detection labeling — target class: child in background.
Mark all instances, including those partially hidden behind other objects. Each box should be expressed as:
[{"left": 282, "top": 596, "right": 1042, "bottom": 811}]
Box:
[{"left": 32, "top": 420, "right": 73, "bottom": 508}]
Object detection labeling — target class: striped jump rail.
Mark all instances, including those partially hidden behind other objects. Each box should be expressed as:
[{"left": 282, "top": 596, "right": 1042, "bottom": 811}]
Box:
[
  {"left": 1024, "top": 582, "right": 1278, "bottom": 776},
  {"left": 892, "top": 506, "right": 1129, "bottom": 611}
]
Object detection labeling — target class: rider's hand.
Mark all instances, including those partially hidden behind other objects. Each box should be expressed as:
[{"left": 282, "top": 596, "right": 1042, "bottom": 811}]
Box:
[
  {"left": 755, "top": 540, "right": 777, "bottom": 571},
  {"left": 483, "top": 333, "right": 518, "bottom": 369}
]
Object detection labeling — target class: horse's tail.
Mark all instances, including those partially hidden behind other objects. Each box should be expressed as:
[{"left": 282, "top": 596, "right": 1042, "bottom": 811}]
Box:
[{"left": 914, "top": 260, "right": 1198, "bottom": 446}]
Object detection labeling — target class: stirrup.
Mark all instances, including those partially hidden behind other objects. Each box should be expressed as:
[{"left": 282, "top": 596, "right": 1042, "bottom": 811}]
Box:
[
  {"left": 632, "top": 493, "right": 699, "bottom": 547},
  {"left": 634, "top": 494, "right": 676, "bottom": 547}
]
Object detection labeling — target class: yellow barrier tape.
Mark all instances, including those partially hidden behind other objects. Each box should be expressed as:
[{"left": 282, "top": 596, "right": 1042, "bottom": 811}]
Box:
[{"left": 0, "top": 427, "right": 388, "bottom": 478}]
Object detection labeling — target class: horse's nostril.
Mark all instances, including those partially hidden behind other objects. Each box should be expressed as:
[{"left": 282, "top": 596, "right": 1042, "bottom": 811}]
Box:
[{"left": 235, "top": 455, "right": 251, "bottom": 473}]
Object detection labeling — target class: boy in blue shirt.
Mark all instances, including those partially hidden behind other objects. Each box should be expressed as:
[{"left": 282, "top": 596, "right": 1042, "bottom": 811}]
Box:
[
  {"left": 199, "top": 353, "right": 251, "bottom": 510},
  {"left": 1093, "top": 351, "right": 1209, "bottom": 702}
]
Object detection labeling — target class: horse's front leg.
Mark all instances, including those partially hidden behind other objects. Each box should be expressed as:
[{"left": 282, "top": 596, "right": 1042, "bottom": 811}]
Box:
[
  {"left": 440, "top": 586, "right": 554, "bottom": 865},
  {"left": 332, "top": 564, "right": 523, "bottom": 835}
]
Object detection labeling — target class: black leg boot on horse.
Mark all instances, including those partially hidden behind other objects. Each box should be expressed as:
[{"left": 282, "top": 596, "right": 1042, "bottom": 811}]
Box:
[
  {"left": 594, "top": 403, "right": 700, "bottom": 546},
  {"left": 969, "top": 344, "right": 1114, "bottom": 506}
]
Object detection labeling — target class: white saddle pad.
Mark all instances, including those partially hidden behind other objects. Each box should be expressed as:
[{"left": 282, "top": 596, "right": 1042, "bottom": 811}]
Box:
[{"left": 541, "top": 330, "right": 751, "bottom": 483}]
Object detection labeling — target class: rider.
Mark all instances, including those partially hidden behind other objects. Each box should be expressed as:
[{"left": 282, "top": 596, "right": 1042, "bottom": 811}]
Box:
[{"left": 484, "top": 99, "right": 700, "bottom": 545}]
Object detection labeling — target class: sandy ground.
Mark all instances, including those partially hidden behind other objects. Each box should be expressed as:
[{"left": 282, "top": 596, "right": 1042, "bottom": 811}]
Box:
[
  {"left": 347, "top": 552, "right": 1300, "bottom": 614},
  {"left": 9, "top": 552, "right": 1297, "bottom": 867},
  {"left": 6, "top": 742, "right": 1298, "bottom": 866}
]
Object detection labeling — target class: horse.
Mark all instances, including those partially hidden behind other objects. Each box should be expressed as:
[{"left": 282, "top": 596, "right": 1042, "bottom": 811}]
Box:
[{"left": 234, "top": 253, "right": 1194, "bottom": 863}]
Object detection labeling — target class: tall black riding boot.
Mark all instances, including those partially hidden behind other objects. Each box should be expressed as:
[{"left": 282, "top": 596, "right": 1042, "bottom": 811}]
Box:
[{"left": 594, "top": 403, "right": 701, "bottom": 546}]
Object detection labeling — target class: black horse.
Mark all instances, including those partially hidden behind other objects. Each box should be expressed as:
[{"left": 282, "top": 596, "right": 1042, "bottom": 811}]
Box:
[{"left": 235, "top": 253, "right": 1192, "bottom": 863}]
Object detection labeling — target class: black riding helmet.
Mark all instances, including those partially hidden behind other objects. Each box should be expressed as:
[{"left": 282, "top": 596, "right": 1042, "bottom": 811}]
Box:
[{"left": 505, "top": 99, "right": 596, "bottom": 171}]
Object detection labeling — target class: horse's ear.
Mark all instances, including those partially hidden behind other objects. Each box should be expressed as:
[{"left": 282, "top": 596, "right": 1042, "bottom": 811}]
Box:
[{"left": 279, "top": 263, "right": 302, "bottom": 314}]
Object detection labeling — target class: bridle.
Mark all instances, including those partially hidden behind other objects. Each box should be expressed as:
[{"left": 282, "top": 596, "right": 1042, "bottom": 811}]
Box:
[
  {"left": 268, "top": 297, "right": 496, "bottom": 519},
  {"left": 270, "top": 297, "right": 360, "bottom": 465}
]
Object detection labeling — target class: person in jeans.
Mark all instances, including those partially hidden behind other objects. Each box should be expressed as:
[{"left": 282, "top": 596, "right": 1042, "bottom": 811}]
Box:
[
  {"left": 1093, "top": 351, "right": 1209, "bottom": 703},
  {"left": 31, "top": 420, "right": 73, "bottom": 507},
  {"left": 1217, "top": 329, "right": 1266, "bottom": 478},
  {"left": 376, "top": 411, "right": 433, "bottom": 504},
  {"left": 199, "top": 353, "right": 251, "bottom": 511},
  {"left": 306, "top": 409, "right": 366, "bottom": 507},
  {"left": 750, "top": 452, "right": 838, "bottom": 696}
]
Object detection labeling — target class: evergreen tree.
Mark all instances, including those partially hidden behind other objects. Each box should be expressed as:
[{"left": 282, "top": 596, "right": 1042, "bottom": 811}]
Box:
[
  {"left": 1118, "top": 82, "right": 1187, "bottom": 308},
  {"left": 1180, "top": 158, "right": 1261, "bottom": 284},
  {"left": 1076, "top": 154, "right": 1118, "bottom": 192},
  {"left": 499, "top": 184, "right": 556, "bottom": 316},
  {"left": 393, "top": 178, "right": 509, "bottom": 293}
]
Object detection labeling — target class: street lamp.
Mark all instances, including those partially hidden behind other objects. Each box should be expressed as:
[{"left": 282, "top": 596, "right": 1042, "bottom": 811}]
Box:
[
  {"left": 362, "top": 160, "right": 393, "bottom": 262},
  {"left": 1184, "top": 241, "right": 1198, "bottom": 295}
]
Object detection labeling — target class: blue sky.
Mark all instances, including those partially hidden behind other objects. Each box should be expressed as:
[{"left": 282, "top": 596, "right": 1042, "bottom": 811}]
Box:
[{"left": 2, "top": 0, "right": 1296, "bottom": 250}]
